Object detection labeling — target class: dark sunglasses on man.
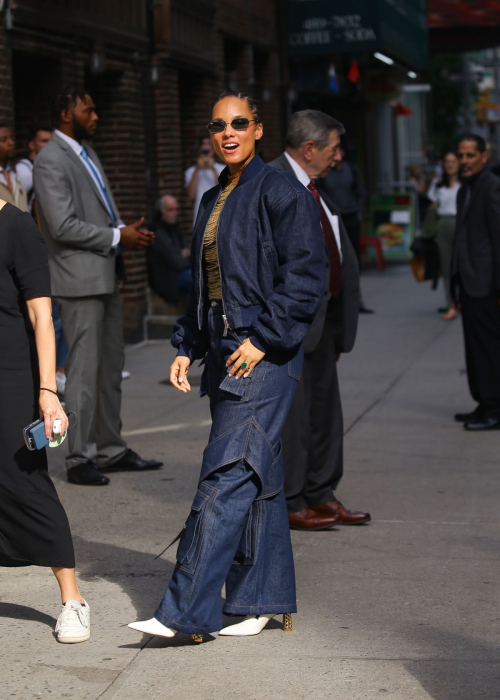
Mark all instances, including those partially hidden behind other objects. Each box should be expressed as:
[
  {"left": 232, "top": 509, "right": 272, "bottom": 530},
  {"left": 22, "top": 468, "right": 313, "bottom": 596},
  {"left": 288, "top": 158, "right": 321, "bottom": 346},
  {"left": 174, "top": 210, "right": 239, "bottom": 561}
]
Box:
[{"left": 206, "top": 117, "right": 259, "bottom": 134}]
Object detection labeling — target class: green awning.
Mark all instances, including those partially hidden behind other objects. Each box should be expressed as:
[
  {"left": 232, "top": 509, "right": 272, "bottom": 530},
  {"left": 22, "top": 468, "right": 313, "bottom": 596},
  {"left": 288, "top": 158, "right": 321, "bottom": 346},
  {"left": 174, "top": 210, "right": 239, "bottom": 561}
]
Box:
[{"left": 287, "top": 0, "right": 428, "bottom": 70}]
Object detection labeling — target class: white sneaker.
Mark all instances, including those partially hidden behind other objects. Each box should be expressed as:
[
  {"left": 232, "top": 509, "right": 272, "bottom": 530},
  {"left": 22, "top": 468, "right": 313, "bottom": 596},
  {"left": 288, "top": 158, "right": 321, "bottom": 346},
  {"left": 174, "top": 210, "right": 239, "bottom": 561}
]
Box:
[
  {"left": 128, "top": 617, "right": 177, "bottom": 638},
  {"left": 56, "top": 371, "right": 66, "bottom": 396},
  {"left": 55, "top": 599, "right": 90, "bottom": 644},
  {"left": 122, "top": 370, "right": 131, "bottom": 380}
]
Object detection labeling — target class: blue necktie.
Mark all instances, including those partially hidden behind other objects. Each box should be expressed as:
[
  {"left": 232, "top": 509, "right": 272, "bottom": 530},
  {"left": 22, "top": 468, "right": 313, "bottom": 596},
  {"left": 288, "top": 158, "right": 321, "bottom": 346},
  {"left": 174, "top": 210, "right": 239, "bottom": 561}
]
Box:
[
  {"left": 81, "top": 146, "right": 126, "bottom": 281},
  {"left": 80, "top": 147, "right": 117, "bottom": 225}
]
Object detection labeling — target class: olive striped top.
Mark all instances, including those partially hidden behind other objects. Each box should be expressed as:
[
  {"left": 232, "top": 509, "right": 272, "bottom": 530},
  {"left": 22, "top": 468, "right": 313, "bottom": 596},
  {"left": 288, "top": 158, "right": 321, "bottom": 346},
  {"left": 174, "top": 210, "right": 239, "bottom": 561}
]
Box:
[{"left": 203, "top": 169, "right": 243, "bottom": 300}]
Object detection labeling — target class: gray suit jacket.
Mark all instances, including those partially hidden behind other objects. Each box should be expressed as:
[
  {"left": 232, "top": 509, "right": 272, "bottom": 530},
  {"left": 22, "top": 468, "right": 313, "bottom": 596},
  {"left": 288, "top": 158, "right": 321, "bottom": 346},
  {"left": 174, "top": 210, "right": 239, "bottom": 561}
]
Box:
[
  {"left": 33, "top": 133, "right": 123, "bottom": 297},
  {"left": 268, "top": 153, "right": 359, "bottom": 353}
]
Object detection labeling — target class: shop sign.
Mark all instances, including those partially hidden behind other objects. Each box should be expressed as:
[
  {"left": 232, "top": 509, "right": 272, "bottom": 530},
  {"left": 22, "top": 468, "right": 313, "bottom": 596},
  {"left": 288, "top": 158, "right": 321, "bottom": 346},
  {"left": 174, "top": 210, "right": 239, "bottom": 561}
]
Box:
[
  {"left": 288, "top": 0, "right": 428, "bottom": 70},
  {"left": 288, "top": 2, "right": 379, "bottom": 53}
]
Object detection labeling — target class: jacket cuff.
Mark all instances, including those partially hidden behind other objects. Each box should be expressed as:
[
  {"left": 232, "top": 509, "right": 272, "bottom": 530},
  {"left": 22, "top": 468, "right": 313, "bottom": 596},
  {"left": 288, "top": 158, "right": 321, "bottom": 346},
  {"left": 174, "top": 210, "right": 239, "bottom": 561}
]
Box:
[
  {"left": 248, "top": 333, "right": 270, "bottom": 354},
  {"left": 176, "top": 345, "right": 194, "bottom": 362}
]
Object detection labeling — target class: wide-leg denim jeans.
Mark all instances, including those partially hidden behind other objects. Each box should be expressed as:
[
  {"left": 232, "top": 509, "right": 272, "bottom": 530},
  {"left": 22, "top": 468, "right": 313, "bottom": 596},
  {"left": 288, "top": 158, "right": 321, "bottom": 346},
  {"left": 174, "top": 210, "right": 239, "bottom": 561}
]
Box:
[{"left": 155, "top": 303, "right": 301, "bottom": 634}]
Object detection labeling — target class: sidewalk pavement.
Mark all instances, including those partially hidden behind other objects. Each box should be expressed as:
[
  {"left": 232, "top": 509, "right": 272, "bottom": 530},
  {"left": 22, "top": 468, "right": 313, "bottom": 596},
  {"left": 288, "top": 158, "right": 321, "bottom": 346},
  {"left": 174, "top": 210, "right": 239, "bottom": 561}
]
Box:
[{"left": 2, "top": 267, "right": 499, "bottom": 700}]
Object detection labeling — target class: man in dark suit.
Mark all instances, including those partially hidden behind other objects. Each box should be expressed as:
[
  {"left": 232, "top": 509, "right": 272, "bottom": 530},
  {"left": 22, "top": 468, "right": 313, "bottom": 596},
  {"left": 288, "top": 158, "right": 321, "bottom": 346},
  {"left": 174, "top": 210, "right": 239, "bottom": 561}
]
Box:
[
  {"left": 269, "top": 110, "right": 371, "bottom": 530},
  {"left": 34, "top": 86, "right": 163, "bottom": 485},
  {"left": 451, "top": 133, "right": 500, "bottom": 430}
]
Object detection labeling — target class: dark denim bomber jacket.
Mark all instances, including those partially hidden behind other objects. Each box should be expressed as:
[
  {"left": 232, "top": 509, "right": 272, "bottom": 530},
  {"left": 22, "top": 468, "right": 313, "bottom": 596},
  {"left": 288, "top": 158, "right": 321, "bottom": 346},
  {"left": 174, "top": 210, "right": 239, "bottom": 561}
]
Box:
[{"left": 172, "top": 154, "right": 326, "bottom": 360}]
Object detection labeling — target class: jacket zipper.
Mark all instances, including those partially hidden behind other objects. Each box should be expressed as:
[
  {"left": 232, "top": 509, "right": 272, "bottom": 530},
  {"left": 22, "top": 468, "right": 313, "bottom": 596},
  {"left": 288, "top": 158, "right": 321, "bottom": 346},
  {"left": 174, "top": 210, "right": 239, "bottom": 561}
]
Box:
[
  {"left": 217, "top": 205, "right": 230, "bottom": 336},
  {"left": 198, "top": 184, "right": 234, "bottom": 336},
  {"left": 197, "top": 196, "right": 219, "bottom": 330}
]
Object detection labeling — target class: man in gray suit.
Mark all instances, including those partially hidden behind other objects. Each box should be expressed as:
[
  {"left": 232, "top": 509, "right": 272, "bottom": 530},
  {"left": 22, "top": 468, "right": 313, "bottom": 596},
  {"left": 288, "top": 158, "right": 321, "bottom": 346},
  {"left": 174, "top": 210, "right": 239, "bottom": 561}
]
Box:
[
  {"left": 34, "top": 86, "right": 163, "bottom": 485},
  {"left": 269, "top": 110, "right": 371, "bottom": 530}
]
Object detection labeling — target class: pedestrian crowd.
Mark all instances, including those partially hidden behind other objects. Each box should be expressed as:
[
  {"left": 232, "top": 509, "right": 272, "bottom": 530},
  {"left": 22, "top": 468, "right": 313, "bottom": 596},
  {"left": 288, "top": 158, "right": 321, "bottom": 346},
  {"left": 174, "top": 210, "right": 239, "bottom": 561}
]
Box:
[{"left": 1, "top": 84, "right": 498, "bottom": 647}]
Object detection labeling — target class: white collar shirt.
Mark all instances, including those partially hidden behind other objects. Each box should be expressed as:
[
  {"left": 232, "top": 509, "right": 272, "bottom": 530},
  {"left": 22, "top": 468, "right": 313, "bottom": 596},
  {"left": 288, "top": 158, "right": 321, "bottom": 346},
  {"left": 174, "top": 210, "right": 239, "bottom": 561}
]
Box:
[{"left": 283, "top": 151, "right": 342, "bottom": 260}]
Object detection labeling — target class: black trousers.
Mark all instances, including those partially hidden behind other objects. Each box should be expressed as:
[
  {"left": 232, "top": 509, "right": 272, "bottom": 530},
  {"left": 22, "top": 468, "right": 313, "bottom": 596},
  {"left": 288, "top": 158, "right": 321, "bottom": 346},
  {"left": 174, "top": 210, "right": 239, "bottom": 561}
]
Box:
[
  {"left": 281, "top": 315, "right": 343, "bottom": 513},
  {"left": 460, "top": 286, "right": 500, "bottom": 417}
]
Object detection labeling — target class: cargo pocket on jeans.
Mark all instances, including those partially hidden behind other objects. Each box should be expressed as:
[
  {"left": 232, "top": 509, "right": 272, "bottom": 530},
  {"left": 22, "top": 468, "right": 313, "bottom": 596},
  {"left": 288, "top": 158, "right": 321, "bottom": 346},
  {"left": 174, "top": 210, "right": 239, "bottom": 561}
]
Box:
[
  {"left": 232, "top": 500, "right": 261, "bottom": 566},
  {"left": 176, "top": 486, "right": 214, "bottom": 574},
  {"left": 219, "top": 369, "right": 255, "bottom": 400}
]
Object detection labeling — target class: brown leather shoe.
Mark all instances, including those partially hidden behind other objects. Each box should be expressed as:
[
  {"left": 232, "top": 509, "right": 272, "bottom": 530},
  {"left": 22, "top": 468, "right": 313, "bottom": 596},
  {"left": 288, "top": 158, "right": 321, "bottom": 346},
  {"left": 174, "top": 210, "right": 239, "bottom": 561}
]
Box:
[
  {"left": 288, "top": 508, "right": 340, "bottom": 531},
  {"left": 311, "top": 500, "right": 371, "bottom": 525}
]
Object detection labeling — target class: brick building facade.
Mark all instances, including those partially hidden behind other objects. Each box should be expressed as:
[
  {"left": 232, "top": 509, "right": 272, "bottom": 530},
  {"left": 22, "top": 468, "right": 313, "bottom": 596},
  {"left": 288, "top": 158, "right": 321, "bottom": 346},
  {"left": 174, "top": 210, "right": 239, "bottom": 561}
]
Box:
[{"left": 0, "top": 0, "right": 287, "bottom": 341}]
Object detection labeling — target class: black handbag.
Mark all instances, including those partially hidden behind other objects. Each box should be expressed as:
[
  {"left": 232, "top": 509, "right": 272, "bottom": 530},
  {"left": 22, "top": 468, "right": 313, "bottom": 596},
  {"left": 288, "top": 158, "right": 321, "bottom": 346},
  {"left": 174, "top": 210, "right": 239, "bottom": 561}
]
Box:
[{"left": 410, "top": 237, "right": 441, "bottom": 289}]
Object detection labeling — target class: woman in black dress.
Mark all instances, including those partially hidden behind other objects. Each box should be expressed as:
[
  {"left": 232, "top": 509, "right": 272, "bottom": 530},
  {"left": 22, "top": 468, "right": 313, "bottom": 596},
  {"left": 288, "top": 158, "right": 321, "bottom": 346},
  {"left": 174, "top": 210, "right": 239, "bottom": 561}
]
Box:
[{"left": 0, "top": 200, "right": 90, "bottom": 644}]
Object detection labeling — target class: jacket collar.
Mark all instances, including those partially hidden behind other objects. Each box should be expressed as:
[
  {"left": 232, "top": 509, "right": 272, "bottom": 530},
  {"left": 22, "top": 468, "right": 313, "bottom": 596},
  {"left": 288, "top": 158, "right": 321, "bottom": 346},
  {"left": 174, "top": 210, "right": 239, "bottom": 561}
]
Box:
[{"left": 218, "top": 153, "right": 266, "bottom": 188}]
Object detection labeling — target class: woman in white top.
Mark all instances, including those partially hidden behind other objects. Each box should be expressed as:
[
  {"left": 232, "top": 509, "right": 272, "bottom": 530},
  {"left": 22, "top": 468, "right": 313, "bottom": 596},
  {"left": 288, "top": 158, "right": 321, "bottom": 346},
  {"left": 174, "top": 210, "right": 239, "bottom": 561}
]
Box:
[{"left": 428, "top": 152, "right": 461, "bottom": 320}]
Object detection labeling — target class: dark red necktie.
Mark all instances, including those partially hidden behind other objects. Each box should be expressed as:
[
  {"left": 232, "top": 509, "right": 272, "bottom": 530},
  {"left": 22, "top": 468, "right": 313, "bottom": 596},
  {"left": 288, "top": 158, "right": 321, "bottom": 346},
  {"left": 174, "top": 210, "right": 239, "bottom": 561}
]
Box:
[{"left": 308, "top": 180, "right": 343, "bottom": 298}]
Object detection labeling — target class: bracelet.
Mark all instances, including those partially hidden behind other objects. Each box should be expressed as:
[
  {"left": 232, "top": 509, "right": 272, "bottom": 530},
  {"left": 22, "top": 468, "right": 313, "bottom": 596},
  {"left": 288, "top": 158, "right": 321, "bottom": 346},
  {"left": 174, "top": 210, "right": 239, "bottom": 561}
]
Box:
[{"left": 40, "top": 387, "right": 58, "bottom": 396}]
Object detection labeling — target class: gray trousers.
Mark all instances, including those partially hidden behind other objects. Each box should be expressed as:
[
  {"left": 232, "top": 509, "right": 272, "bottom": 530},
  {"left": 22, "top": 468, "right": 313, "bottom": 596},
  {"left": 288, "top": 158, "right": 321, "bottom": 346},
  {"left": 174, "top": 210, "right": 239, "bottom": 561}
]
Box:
[
  {"left": 282, "top": 315, "right": 343, "bottom": 513},
  {"left": 56, "top": 281, "right": 127, "bottom": 469},
  {"left": 437, "top": 215, "right": 456, "bottom": 307}
]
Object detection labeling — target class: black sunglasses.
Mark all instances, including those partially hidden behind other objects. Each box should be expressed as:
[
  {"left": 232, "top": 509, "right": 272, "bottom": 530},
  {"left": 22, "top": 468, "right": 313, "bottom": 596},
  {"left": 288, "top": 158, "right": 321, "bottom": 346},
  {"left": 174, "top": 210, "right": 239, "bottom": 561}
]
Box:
[{"left": 206, "top": 117, "right": 259, "bottom": 134}]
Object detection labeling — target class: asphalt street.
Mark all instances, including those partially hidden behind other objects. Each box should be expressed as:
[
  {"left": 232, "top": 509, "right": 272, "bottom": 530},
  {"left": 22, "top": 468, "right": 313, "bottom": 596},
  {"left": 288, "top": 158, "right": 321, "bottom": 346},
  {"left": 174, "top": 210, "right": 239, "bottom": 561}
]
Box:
[{"left": 1, "top": 266, "right": 499, "bottom": 700}]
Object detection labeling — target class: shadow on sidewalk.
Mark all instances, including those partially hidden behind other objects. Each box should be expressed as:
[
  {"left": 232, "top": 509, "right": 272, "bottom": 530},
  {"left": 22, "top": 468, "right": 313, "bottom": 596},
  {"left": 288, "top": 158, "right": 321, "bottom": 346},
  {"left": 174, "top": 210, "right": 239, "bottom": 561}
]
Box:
[
  {"left": 0, "top": 602, "right": 57, "bottom": 627},
  {"left": 73, "top": 536, "right": 224, "bottom": 648},
  {"left": 404, "top": 626, "right": 500, "bottom": 700},
  {"left": 73, "top": 535, "right": 175, "bottom": 622}
]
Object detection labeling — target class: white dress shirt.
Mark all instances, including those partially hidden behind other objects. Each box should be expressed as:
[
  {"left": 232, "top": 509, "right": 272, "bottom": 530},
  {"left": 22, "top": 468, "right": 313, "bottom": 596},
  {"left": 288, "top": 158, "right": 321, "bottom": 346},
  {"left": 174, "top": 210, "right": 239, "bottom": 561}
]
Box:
[
  {"left": 54, "top": 129, "right": 121, "bottom": 246},
  {"left": 15, "top": 158, "right": 34, "bottom": 194},
  {"left": 284, "top": 151, "right": 342, "bottom": 261}
]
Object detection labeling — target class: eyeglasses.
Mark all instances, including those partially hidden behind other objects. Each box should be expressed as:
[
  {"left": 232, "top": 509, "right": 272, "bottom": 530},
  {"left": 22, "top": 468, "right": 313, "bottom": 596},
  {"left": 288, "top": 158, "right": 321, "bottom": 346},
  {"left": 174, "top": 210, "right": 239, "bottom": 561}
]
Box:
[{"left": 206, "top": 117, "right": 259, "bottom": 134}]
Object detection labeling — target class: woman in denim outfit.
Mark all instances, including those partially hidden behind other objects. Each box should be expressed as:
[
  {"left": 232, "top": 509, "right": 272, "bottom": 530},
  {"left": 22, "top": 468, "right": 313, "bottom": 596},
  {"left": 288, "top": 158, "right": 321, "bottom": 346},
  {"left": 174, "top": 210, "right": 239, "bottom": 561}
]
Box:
[{"left": 129, "top": 89, "right": 325, "bottom": 641}]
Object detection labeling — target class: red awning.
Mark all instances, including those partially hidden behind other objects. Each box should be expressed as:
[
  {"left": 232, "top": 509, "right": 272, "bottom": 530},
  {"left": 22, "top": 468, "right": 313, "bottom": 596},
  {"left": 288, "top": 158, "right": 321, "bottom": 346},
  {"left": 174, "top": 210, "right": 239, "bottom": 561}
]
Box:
[{"left": 429, "top": 0, "right": 500, "bottom": 28}]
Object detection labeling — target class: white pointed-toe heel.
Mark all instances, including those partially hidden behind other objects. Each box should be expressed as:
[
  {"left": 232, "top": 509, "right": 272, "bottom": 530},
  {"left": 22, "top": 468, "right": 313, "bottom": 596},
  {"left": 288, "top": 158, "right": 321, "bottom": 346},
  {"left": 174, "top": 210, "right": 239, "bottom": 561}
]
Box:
[
  {"left": 128, "top": 618, "right": 177, "bottom": 638},
  {"left": 128, "top": 618, "right": 203, "bottom": 643},
  {"left": 219, "top": 613, "right": 293, "bottom": 637}
]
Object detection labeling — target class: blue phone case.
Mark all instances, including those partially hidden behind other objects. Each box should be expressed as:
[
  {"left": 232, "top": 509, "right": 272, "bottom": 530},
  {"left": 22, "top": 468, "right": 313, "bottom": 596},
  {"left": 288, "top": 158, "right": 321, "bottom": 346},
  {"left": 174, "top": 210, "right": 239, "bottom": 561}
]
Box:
[{"left": 23, "top": 419, "right": 49, "bottom": 451}]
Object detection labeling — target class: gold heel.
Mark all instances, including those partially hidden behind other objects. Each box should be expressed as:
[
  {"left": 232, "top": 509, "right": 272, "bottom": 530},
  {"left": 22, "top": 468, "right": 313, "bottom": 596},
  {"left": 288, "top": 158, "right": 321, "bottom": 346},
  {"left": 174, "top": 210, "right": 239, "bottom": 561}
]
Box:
[
  {"left": 191, "top": 633, "right": 203, "bottom": 643},
  {"left": 282, "top": 613, "right": 293, "bottom": 632}
]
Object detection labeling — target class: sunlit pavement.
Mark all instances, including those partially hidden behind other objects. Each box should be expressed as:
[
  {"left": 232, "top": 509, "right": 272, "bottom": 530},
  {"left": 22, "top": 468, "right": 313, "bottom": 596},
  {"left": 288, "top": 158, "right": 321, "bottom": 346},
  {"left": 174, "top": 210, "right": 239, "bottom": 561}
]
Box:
[{"left": 2, "top": 266, "right": 499, "bottom": 700}]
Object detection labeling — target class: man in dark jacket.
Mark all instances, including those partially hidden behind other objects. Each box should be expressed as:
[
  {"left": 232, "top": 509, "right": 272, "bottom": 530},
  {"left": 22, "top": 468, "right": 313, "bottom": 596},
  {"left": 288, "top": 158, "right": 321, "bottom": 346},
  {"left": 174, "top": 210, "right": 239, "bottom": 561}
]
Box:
[
  {"left": 318, "top": 144, "right": 374, "bottom": 313},
  {"left": 269, "top": 110, "right": 371, "bottom": 530},
  {"left": 451, "top": 134, "right": 500, "bottom": 430},
  {"left": 148, "top": 195, "right": 192, "bottom": 302}
]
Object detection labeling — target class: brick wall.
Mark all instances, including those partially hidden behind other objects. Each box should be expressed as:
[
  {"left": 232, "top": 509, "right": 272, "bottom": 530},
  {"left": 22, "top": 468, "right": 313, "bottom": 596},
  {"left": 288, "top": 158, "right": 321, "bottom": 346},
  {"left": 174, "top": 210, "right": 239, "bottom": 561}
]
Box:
[
  {"left": 0, "top": 26, "right": 14, "bottom": 126},
  {"left": 85, "top": 61, "right": 151, "bottom": 337}
]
